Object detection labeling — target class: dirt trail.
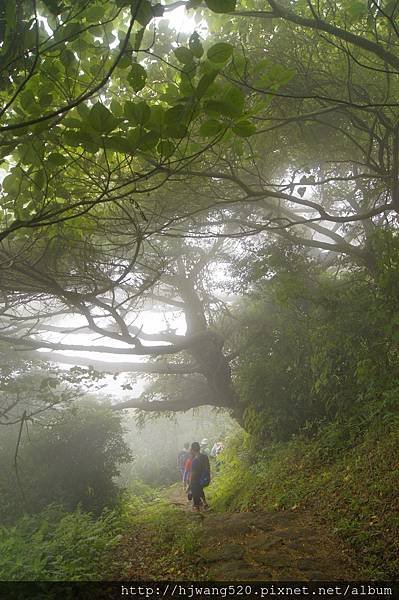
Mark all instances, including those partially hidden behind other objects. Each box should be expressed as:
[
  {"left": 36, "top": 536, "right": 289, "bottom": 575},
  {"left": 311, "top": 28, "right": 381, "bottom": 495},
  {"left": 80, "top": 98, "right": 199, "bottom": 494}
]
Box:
[{"left": 169, "top": 488, "right": 359, "bottom": 580}]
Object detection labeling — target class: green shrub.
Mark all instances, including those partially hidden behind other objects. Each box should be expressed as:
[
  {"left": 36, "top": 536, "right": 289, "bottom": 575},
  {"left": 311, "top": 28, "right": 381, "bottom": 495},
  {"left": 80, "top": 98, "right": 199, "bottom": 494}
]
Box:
[
  {"left": 0, "top": 505, "right": 126, "bottom": 581},
  {"left": 0, "top": 401, "right": 132, "bottom": 522},
  {"left": 234, "top": 237, "right": 399, "bottom": 443}
]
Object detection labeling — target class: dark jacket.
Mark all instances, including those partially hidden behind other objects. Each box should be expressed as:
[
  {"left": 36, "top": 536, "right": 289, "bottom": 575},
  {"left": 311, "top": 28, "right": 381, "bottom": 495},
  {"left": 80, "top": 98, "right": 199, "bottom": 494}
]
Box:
[{"left": 191, "top": 453, "right": 210, "bottom": 485}]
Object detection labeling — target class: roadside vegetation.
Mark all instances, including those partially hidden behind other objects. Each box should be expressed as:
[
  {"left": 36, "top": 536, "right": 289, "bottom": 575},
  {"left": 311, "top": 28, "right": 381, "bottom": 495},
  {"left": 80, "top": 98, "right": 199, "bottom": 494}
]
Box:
[
  {"left": 208, "top": 238, "right": 399, "bottom": 579},
  {"left": 210, "top": 415, "right": 398, "bottom": 579}
]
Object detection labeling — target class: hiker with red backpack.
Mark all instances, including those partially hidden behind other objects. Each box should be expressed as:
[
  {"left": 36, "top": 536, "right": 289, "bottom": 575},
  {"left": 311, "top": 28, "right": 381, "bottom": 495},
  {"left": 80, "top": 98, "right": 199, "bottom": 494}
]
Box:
[
  {"left": 183, "top": 451, "right": 193, "bottom": 491},
  {"left": 187, "top": 441, "right": 210, "bottom": 511},
  {"left": 177, "top": 442, "right": 190, "bottom": 488}
]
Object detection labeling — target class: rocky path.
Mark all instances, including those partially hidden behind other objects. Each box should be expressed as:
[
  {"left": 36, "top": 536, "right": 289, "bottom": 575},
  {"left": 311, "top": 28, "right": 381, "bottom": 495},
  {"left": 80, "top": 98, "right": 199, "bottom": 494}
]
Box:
[{"left": 169, "top": 488, "right": 359, "bottom": 581}]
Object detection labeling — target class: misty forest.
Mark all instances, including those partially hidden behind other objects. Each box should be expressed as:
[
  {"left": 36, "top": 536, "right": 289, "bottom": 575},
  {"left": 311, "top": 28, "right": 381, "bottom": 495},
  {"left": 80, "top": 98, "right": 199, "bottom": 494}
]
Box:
[{"left": 0, "top": 0, "right": 398, "bottom": 584}]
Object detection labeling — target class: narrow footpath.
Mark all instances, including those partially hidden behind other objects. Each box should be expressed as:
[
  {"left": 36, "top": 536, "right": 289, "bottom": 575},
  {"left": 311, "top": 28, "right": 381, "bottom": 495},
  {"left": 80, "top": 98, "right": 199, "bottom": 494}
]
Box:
[
  {"left": 111, "top": 488, "right": 360, "bottom": 581},
  {"left": 168, "top": 488, "right": 359, "bottom": 580}
]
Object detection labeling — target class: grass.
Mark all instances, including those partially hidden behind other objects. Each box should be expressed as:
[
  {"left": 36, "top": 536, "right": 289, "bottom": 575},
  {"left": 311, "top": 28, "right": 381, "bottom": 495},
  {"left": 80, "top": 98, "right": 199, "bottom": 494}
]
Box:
[{"left": 123, "top": 494, "right": 203, "bottom": 579}]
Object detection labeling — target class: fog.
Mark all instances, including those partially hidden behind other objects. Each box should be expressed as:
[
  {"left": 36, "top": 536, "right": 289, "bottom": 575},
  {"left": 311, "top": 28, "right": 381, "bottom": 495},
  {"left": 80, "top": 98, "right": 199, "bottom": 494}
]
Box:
[{"left": 119, "top": 406, "right": 238, "bottom": 488}]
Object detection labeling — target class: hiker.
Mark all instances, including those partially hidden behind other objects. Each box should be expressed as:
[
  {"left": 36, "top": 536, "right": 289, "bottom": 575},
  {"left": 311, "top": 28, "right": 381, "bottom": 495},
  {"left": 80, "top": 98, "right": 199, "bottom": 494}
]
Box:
[
  {"left": 183, "top": 451, "right": 193, "bottom": 492},
  {"left": 188, "top": 441, "right": 211, "bottom": 512},
  {"left": 210, "top": 439, "right": 224, "bottom": 472},
  {"left": 200, "top": 438, "right": 211, "bottom": 455},
  {"left": 177, "top": 442, "right": 190, "bottom": 487},
  {"left": 210, "top": 440, "right": 224, "bottom": 458}
]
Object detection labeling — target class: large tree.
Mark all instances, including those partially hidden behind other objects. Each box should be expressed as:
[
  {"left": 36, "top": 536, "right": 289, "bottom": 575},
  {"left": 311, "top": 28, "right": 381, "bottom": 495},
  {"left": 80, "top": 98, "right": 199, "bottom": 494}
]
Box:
[{"left": 1, "top": 0, "right": 399, "bottom": 422}]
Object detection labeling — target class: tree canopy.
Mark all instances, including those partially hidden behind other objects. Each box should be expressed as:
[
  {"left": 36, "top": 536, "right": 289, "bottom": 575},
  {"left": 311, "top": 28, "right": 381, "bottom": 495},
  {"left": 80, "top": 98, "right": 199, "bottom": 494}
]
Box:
[{"left": 1, "top": 0, "right": 399, "bottom": 426}]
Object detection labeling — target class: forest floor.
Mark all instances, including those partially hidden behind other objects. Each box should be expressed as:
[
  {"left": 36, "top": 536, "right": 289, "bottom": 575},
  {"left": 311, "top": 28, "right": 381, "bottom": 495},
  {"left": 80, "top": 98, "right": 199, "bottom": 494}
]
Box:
[{"left": 110, "top": 486, "right": 360, "bottom": 581}]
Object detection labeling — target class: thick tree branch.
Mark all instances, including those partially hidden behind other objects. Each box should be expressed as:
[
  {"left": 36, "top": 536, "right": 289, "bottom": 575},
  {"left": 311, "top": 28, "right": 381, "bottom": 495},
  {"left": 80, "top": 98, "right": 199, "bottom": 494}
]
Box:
[
  {"left": 0, "top": 335, "right": 188, "bottom": 356},
  {"left": 15, "top": 350, "right": 199, "bottom": 374},
  {"left": 112, "top": 396, "right": 210, "bottom": 412},
  {"left": 247, "top": 1, "right": 399, "bottom": 71}
]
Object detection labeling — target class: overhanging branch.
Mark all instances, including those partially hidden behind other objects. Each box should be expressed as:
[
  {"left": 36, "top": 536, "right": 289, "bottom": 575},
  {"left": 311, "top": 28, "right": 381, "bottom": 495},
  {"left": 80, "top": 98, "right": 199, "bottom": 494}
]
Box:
[{"left": 16, "top": 350, "right": 199, "bottom": 374}]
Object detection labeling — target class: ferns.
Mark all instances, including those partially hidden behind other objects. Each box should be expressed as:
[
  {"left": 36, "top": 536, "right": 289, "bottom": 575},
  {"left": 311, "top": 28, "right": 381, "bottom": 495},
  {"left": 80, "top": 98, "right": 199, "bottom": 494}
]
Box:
[{"left": 0, "top": 505, "right": 125, "bottom": 581}]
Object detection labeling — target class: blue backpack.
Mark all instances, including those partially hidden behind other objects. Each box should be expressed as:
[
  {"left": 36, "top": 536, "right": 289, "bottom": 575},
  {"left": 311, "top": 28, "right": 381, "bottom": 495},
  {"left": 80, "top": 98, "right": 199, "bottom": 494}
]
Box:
[{"left": 198, "top": 454, "right": 211, "bottom": 487}]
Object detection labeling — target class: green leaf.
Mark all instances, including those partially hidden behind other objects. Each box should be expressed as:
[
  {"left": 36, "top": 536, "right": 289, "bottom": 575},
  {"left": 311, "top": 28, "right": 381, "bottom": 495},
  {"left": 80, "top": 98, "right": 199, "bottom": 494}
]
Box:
[
  {"left": 133, "top": 27, "right": 145, "bottom": 52},
  {"left": 205, "top": 0, "right": 236, "bottom": 13},
  {"left": 38, "top": 92, "right": 53, "bottom": 107},
  {"left": 125, "top": 101, "right": 151, "bottom": 125},
  {"left": 132, "top": 0, "right": 154, "bottom": 27},
  {"left": 86, "top": 5, "right": 106, "bottom": 20},
  {"left": 386, "top": 0, "right": 399, "bottom": 17},
  {"left": 104, "top": 136, "right": 132, "bottom": 153},
  {"left": 2, "top": 173, "right": 18, "bottom": 194},
  {"left": 127, "top": 63, "right": 147, "bottom": 92},
  {"left": 134, "top": 101, "right": 151, "bottom": 124},
  {"left": 88, "top": 103, "right": 119, "bottom": 133},
  {"left": 62, "top": 117, "right": 82, "bottom": 128},
  {"left": 96, "top": 129, "right": 139, "bottom": 155},
  {"left": 200, "top": 119, "right": 224, "bottom": 137},
  {"left": 127, "top": 128, "right": 141, "bottom": 148},
  {"left": 15, "top": 202, "right": 34, "bottom": 221},
  {"left": 157, "top": 140, "right": 175, "bottom": 157},
  {"left": 34, "top": 170, "right": 45, "bottom": 189},
  {"left": 207, "top": 42, "right": 234, "bottom": 64},
  {"left": 46, "top": 153, "right": 68, "bottom": 168},
  {"left": 232, "top": 119, "right": 256, "bottom": 137},
  {"left": 204, "top": 98, "right": 242, "bottom": 118},
  {"left": 174, "top": 47, "right": 194, "bottom": 64},
  {"left": 221, "top": 85, "right": 245, "bottom": 115},
  {"left": 110, "top": 99, "right": 124, "bottom": 117},
  {"left": 165, "top": 105, "right": 189, "bottom": 126},
  {"left": 20, "top": 89, "right": 36, "bottom": 111},
  {"left": 153, "top": 4, "right": 164, "bottom": 17},
  {"left": 179, "top": 72, "right": 195, "bottom": 96},
  {"left": 346, "top": 0, "right": 367, "bottom": 19},
  {"left": 187, "top": 0, "right": 203, "bottom": 8},
  {"left": 76, "top": 103, "right": 90, "bottom": 120},
  {"left": 165, "top": 122, "right": 188, "bottom": 139},
  {"left": 148, "top": 106, "right": 166, "bottom": 131},
  {"left": 52, "top": 22, "right": 82, "bottom": 45},
  {"left": 116, "top": 53, "right": 132, "bottom": 69},
  {"left": 20, "top": 144, "right": 42, "bottom": 166},
  {"left": 297, "top": 186, "right": 306, "bottom": 197},
  {"left": 189, "top": 32, "right": 204, "bottom": 58},
  {"left": 138, "top": 130, "right": 159, "bottom": 150},
  {"left": 63, "top": 130, "right": 83, "bottom": 147},
  {"left": 60, "top": 49, "right": 76, "bottom": 68},
  {"left": 63, "top": 129, "right": 100, "bottom": 153},
  {"left": 196, "top": 70, "right": 219, "bottom": 98}
]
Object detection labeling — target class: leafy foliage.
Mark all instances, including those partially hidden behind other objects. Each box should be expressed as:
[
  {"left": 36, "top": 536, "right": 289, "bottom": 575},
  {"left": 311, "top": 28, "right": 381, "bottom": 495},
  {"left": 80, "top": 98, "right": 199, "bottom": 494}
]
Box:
[
  {"left": 0, "top": 505, "right": 127, "bottom": 581},
  {"left": 233, "top": 237, "right": 399, "bottom": 441}
]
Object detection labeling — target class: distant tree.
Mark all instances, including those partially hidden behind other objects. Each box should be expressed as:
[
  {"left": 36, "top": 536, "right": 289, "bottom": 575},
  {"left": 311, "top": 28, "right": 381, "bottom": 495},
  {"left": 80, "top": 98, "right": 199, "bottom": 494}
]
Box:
[{"left": 0, "top": 400, "right": 132, "bottom": 521}]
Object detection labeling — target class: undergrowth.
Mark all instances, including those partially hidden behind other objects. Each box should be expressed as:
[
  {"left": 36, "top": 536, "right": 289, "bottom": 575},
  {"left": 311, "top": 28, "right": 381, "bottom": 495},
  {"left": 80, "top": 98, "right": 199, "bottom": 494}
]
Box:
[
  {"left": 0, "top": 480, "right": 157, "bottom": 581},
  {"left": 0, "top": 505, "right": 126, "bottom": 581},
  {"left": 124, "top": 493, "right": 203, "bottom": 579},
  {"left": 209, "top": 396, "right": 399, "bottom": 579}
]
